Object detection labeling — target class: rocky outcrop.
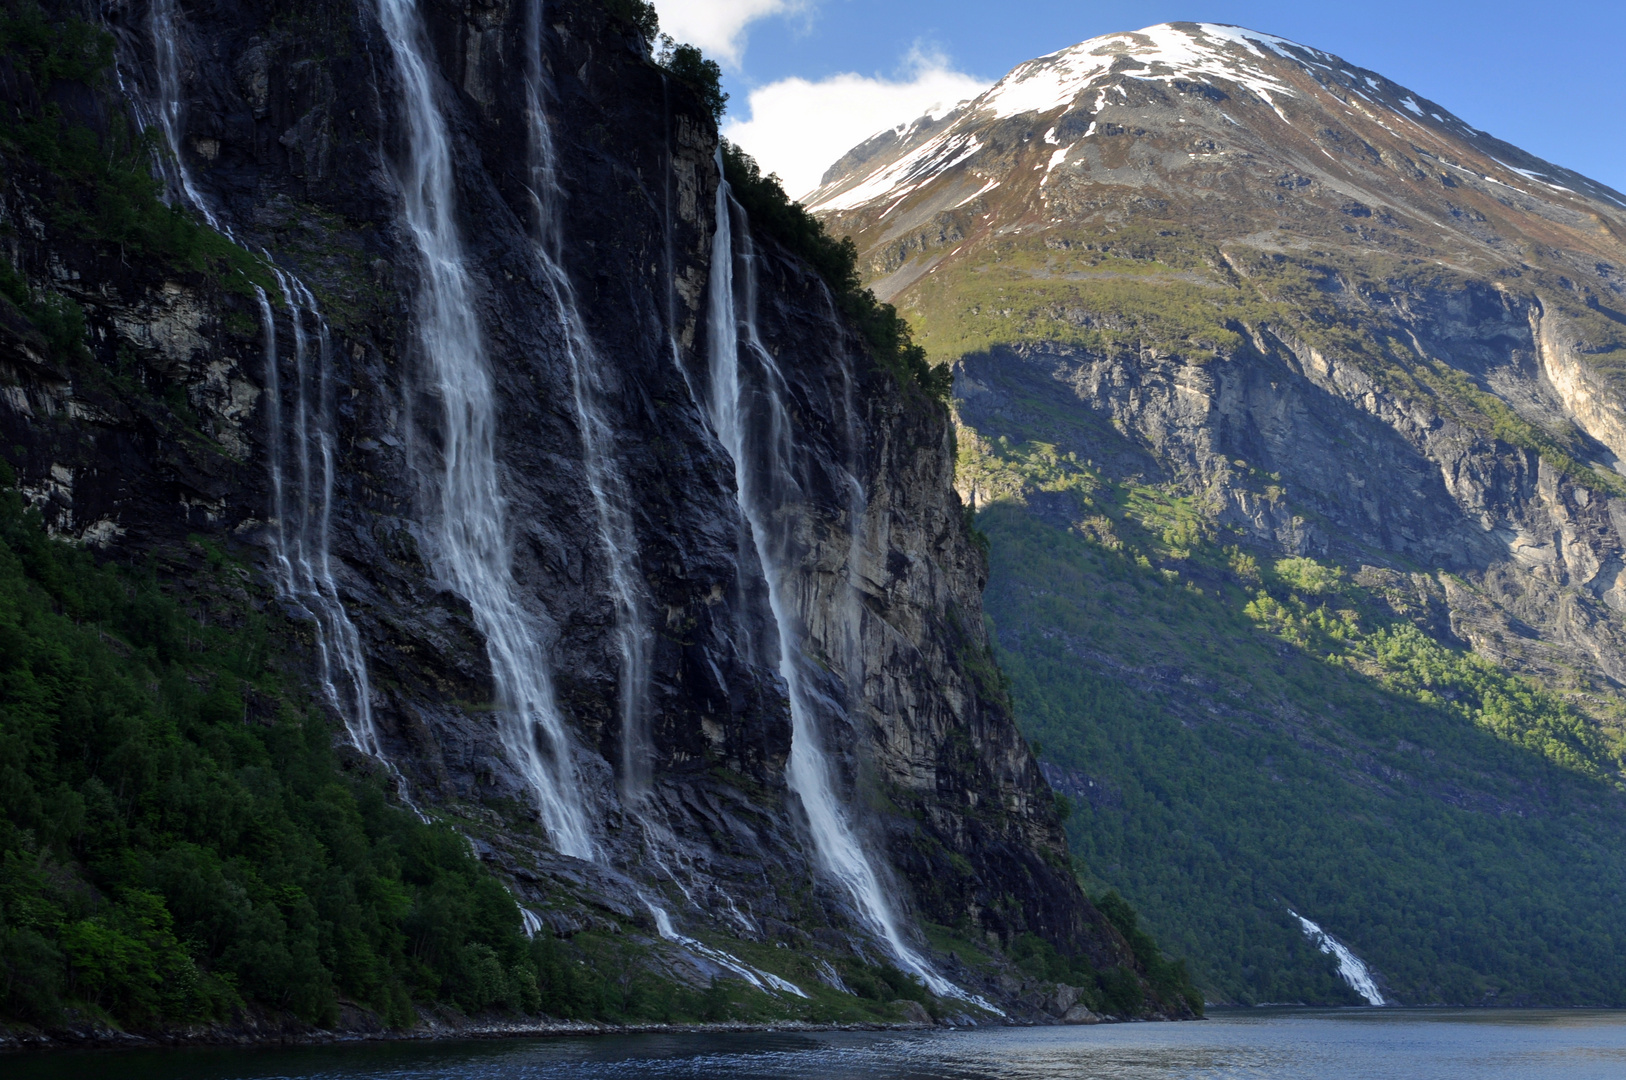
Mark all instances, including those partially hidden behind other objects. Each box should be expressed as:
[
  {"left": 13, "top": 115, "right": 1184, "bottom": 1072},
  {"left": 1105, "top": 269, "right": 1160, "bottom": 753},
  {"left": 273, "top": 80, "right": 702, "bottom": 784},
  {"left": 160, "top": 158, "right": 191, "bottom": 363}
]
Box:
[
  {"left": 813, "top": 20, "right": 1626, "bottom": 733},
  {"left": 952, "top": 285, "right": 1626, "bottom": 706},
  {"left": 1, "top": 0, "right": 1111, "bottom": 1014}
]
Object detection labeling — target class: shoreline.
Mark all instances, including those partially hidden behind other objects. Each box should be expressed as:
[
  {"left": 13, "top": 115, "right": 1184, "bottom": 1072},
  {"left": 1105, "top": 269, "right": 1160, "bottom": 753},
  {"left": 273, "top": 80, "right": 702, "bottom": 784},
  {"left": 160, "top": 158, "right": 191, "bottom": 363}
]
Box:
[{"left": 0, "top": 1013, "right": 980, "bottom": 1055}]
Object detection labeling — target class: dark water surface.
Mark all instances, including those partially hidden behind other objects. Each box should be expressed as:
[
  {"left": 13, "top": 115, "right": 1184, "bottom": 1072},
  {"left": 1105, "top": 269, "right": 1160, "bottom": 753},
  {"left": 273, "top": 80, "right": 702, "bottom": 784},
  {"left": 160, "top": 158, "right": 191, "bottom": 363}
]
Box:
[{"left": 13, "top": 1009, "right": 1626, "bottom": 1080}]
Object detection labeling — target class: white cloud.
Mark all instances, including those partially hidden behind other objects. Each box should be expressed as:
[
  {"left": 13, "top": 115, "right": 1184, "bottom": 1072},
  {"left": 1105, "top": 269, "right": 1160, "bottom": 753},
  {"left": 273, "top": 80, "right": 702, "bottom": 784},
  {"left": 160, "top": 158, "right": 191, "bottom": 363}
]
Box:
[
  {"left": 723, "top": 51, "right": 991, "bottom": 200},
  {"left": 651, "top": 0, "right": 804, "bottom": 66}
]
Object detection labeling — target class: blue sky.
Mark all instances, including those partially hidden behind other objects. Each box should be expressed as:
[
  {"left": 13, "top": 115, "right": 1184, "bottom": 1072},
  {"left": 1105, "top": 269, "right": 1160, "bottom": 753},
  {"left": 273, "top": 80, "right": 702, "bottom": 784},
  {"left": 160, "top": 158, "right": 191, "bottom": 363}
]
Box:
[{"left": 652, "top": 0, "right": 1625, "bottom": 199}]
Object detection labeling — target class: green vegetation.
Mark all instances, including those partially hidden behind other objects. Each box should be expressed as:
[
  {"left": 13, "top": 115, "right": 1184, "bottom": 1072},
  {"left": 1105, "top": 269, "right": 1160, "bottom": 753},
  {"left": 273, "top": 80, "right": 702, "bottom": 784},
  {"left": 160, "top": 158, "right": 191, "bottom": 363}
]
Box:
[
  {"left": 656, "top": 37, "right": 727, "bottom": 123},
  {"left": 0, "top": 2, "right": 266, "bottom": 289},
  {"left": 723, "top": 142, "right": 951, "bottom": 401},
  {"left": 1006, "top": 899, "right": 1204, "bottom": 1018},
  {"left": 607, "top": 0, "right": 727, "bottom": 125},
  {"left": 0, "top": 467, "right": 588, "bottom": 1029},
  {"left": 600, "top": 0, "right": 660, "bottom": 43},
  {"left": 908, "top": 227, "right": 1626, "bottom": 494},
  {"left": 0, "top": 254, "right": 87, "bottom": 364},
  {"left": 960, "top": 428, "right": 1626, "bottom": 1003}
]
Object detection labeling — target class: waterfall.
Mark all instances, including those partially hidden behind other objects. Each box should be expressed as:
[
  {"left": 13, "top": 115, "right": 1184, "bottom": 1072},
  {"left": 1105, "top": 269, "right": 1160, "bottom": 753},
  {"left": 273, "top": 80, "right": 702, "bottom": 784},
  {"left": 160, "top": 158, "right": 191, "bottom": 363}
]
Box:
[
  {"left": 645, "top": 903, "right": 808, "bottom": 998},
  {"left": 139, "top": 1, "right": 399, "bottom": 789},
  {"left": 705, "top": 159, "right": 970, "bottom": 1002},
  {"left": 375, "top": 0, "right": 592, "bottom": 858},
  {"left": 147, "top": 0, "right": 216, "bottom": 227},
  {"left": 265, "top": 271, "right": 396, "bottom": 771},
  {"left": 522, "top": 1, "right": 653, "bottom": 798},
  {"left": 1291, "top": 910, "right": 1387, "bottom": 1005}
]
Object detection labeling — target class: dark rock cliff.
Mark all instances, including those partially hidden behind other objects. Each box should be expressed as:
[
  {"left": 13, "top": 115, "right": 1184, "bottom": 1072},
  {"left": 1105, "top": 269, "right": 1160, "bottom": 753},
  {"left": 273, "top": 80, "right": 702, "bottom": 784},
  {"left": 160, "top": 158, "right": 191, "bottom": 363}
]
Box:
[{"left": 0, "top": 0, "right": 1134, "bottom": 1017}]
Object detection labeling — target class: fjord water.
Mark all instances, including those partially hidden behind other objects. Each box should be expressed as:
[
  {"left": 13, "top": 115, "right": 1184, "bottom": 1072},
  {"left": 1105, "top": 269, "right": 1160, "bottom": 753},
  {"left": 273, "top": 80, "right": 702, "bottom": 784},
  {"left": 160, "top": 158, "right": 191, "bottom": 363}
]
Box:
[{"left": 14, "top": 1011, "right": 1626, "bottom": 1079}]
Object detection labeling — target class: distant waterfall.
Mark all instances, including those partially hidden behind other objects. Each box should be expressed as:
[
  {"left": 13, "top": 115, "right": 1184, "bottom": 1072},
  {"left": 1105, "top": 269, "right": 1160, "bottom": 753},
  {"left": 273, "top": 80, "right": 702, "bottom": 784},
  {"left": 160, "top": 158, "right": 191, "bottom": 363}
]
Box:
[
  {"left": 522, "top": 0, "right": 653, "bottom": 798},
  {"left": 375, "top": 0, "right": 592, "bottom": 858},
  {"left": 705, "top": 160, "right": 967, "bottom": 1001},
  {"left": 1291, "top": 910, "right": 1387, "bottom": 1005},
  {"left": 140, "top": 1, "right": 396, "bottom": 787}
]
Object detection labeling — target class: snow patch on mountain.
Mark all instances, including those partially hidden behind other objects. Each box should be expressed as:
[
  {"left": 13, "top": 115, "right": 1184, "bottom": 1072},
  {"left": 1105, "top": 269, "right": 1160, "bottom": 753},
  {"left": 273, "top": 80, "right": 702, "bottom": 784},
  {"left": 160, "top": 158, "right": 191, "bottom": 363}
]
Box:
[
  {"left": 979, "top": 23, "right": 1302, "bottom": 120},
  {"left": 815, "top": 131, "right": 985, "bottom": 212}
]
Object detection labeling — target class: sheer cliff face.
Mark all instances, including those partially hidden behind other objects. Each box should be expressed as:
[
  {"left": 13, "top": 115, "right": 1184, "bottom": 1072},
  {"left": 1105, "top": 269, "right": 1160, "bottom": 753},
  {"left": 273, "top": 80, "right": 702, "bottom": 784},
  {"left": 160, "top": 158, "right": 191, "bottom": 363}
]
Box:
[
  {"left": 0, "top": 0, "right": 1095, "bottom": 996},
  {"left": 812, "top": 22, "right": 1626, "bottom": 732}
]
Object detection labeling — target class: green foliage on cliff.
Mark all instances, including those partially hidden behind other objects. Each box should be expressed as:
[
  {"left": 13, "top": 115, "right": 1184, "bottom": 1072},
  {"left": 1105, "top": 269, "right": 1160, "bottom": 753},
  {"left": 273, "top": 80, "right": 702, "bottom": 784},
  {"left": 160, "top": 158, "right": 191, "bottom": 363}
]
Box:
[
  {"left": 722, "top": 142, "right": 951, "bottom": 402},
  {"left": 1006, "top": 896, "right": 1204, "bottom": 1018},
  {"left": 0, "top": 2, "right": 264, "bottom": 288},
  {"left": 961, "top": 429, "right": 1626, "bottom": 1005},
  {"left": 0, "top": 254, "right": 88, "bottom": 363},
  {"left": 600, "top": 0, "right": 660, "bottom": 43},
  {"left": 0, "top": 472, "right": 588, "bottom": 1030},
  {"left": 656, "top": 37, "right": 727, "bottom": 123}
]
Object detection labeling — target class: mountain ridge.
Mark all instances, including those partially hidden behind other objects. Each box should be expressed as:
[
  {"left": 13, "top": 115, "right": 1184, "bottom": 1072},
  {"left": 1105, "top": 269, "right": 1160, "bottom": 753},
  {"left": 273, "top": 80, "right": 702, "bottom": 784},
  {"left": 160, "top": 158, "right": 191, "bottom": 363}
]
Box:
[{"left": 813, "top": 20, "right": 1626, "bottom": 1004}]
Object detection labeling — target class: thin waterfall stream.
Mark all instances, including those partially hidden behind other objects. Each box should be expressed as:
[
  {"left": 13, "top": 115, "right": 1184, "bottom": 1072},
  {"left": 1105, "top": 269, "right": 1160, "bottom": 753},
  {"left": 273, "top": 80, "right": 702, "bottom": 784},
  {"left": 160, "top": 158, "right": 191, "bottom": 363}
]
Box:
[
  {"left": 520, "top": 5, "right": 799, "bottom": 987},
  {"left": 374, "top": 0, "right": 593, "bottom": 858},
  {"left": 1291, "top": 910, "right": 1387, "bottom": 1005},
  {"left": 706, "top": 161, "right": 989, "bottom": 1006},
  {"left": 522, "top": 1, "right": 653, "bottom": 802},
  {"left": 141, "top": 0, "right": 401, "bottom": 793}
]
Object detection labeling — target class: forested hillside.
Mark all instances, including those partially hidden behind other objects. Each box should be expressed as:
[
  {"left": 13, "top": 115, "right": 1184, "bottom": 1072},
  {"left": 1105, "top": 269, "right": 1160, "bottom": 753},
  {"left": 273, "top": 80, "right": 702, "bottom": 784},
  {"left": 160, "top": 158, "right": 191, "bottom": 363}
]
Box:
[{"left": 962, "top": 431, "right": 1626, "bottom": 1004}]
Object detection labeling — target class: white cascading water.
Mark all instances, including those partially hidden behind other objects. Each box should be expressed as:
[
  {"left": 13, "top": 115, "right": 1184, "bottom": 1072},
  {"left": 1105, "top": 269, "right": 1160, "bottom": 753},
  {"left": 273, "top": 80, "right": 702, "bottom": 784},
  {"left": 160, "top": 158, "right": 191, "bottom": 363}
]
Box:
[
  {"left": 147, "top": 0, "right": 216, "bottom": 227},
  {"left": 375, "top": 0, "right": 592, "bottom": 858},
  {"left": 521, "top": 1, "right": 653, "bottom": 798},
  {"left": 706, "top": 160, "right": 977, "bottom": 1003},
  {"left": 264, "top": 271, "right": 399, "bottom": 772},
  {"left": 646, "top": 905, "right": 808, "bottom": 998},
  {"left": 520, "top": 10, "right": 796, "bottom": 988},
  {"left": 144, "top": 1, "right": 400, "bottom": 789},
  {"left": 1291, "top": 910, "right": 1387, "bottom": 1005}
]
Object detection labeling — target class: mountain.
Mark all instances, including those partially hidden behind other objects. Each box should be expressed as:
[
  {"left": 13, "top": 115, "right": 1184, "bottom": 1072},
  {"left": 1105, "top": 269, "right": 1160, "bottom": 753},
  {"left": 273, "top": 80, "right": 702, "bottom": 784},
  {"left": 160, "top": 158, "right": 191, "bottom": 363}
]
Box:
[
  {"left": 812, "top": 22, "right": 1626, "bottom": 1005},
  {"left": 0, "top": 0, "right": 1201, "bottom": 1043}
]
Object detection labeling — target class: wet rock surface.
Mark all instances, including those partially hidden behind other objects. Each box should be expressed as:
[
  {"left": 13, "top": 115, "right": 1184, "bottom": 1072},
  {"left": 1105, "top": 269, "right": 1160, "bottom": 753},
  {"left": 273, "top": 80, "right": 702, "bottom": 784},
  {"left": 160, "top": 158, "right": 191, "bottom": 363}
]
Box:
[{"left": 0, "top": 0, "right": 1137, "bottom": 1021}]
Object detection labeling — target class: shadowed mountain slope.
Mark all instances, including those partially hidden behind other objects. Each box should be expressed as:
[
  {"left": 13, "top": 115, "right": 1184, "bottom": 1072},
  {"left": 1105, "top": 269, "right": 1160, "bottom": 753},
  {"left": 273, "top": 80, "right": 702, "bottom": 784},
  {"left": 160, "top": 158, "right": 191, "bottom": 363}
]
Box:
[{"left": 814, "top": 22, "right": 1626, "bottom": 1005}]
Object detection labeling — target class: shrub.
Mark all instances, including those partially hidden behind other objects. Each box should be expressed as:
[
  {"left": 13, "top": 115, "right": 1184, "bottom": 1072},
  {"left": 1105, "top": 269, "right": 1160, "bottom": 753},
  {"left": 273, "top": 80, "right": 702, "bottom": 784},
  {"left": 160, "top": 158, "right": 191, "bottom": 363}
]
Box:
[
  {"left": 657, "top": 36, "right": 727, "bottom": 122},
  {"left": 721, "top": 141, "right": 951, "bottom": 402}
]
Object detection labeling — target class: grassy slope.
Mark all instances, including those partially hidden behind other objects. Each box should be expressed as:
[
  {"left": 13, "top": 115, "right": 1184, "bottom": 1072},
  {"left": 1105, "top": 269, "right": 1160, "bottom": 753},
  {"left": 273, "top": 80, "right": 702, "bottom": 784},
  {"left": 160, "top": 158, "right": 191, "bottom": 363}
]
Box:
[{"left": 964, "top": 432, "right": 1626, "bottom": 1004}]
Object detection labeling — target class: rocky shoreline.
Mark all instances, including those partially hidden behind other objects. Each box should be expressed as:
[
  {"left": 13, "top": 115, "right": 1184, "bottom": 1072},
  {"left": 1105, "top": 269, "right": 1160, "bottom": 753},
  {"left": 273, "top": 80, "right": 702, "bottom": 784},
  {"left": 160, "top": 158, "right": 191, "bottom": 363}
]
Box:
[{"left": 0, "top": 1003, "right": 1127, "bottom": 1055}]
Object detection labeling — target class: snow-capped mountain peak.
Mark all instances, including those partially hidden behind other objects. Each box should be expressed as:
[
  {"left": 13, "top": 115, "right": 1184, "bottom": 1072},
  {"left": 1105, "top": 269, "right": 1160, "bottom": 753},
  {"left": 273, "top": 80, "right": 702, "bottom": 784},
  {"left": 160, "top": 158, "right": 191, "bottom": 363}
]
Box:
[{"left": 806, "top": 20, "right": 1626, "bottom": 285}]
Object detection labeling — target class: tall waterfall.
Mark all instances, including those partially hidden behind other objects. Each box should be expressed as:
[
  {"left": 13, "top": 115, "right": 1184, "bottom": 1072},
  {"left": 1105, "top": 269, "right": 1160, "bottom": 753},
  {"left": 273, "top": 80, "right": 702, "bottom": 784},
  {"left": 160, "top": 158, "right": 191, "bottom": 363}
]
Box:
[
  {"left": 375, "top": 0, "right": 592, "bottom": 858},
  {"left": 522, "top": 1, "right": 653, "bottom": 798},
  {"left": 1291, "top": 910, "right": 1387, "bottom": 1005},
  {"left": 705, "top": 162, "right": 963, "bottom": 1000},
  {"left": 142, "top": 1, "right": 394, "bottom": 782}
]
